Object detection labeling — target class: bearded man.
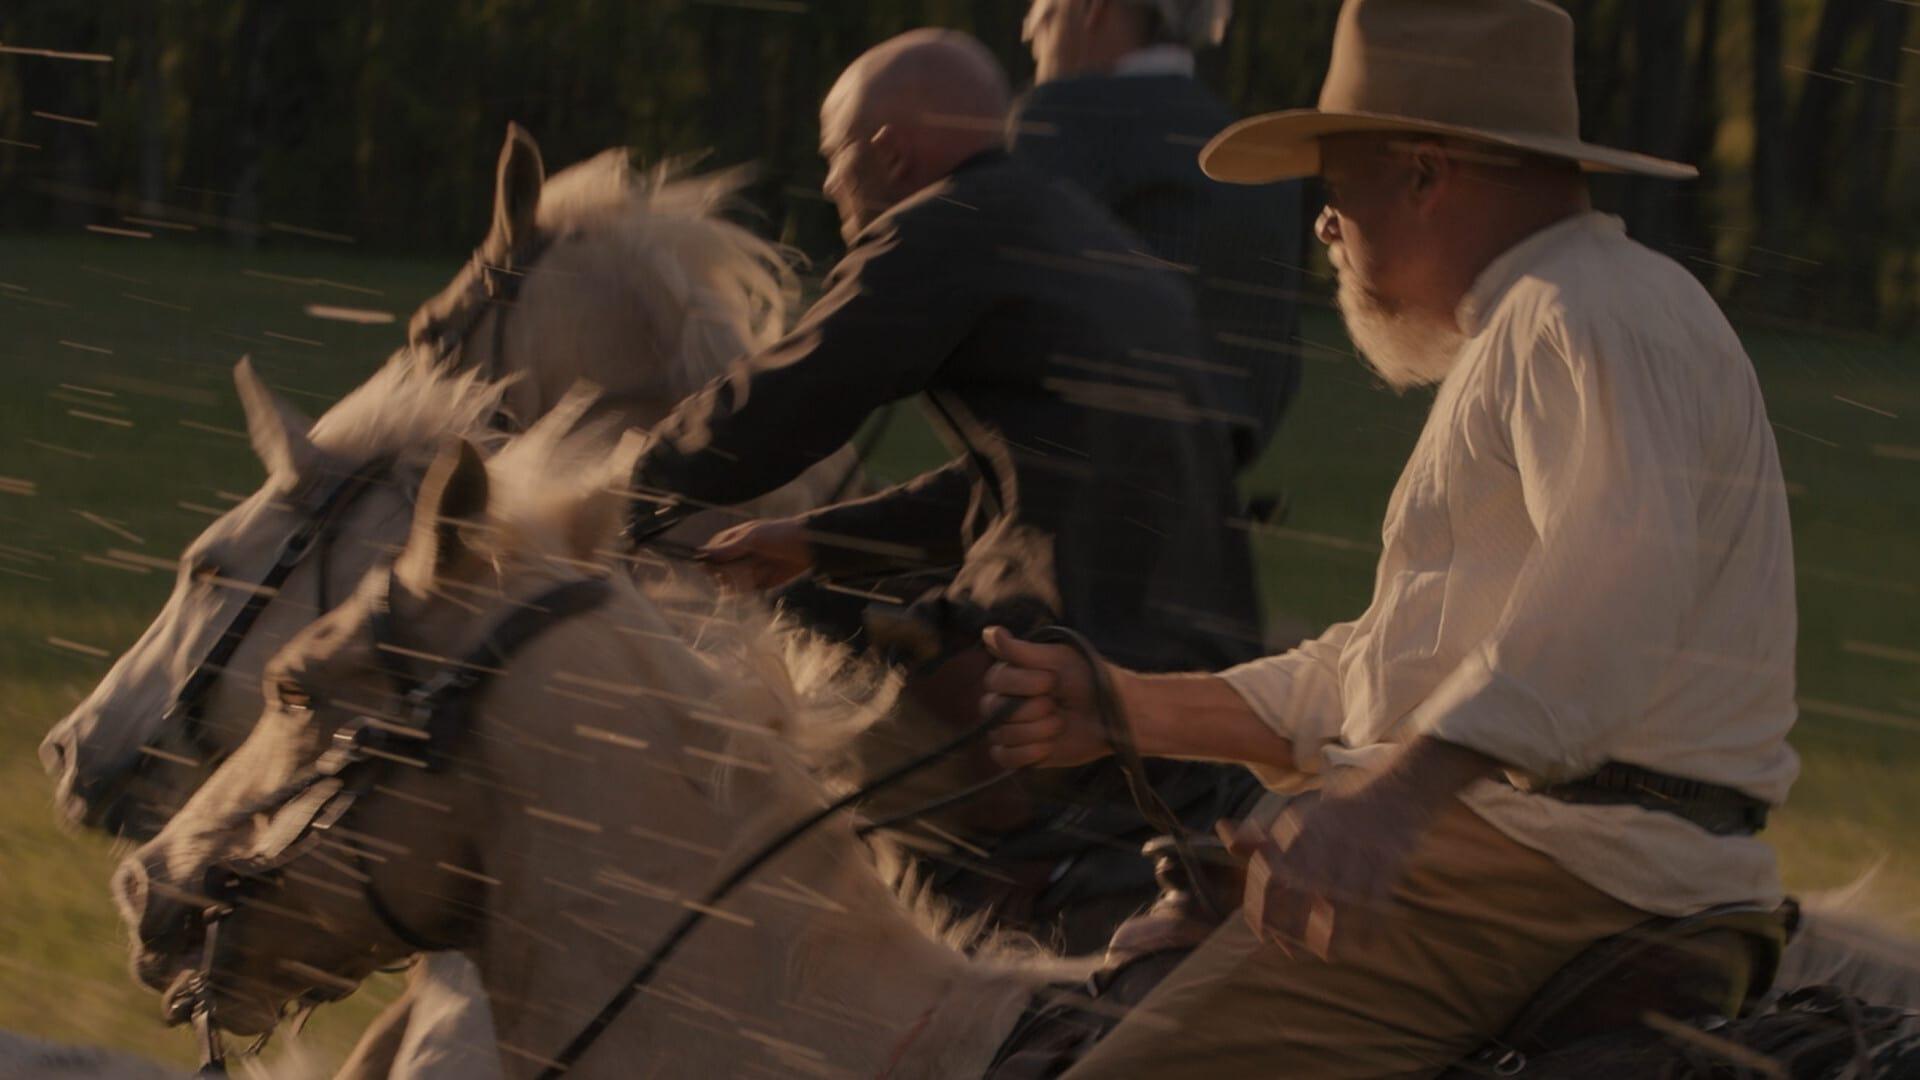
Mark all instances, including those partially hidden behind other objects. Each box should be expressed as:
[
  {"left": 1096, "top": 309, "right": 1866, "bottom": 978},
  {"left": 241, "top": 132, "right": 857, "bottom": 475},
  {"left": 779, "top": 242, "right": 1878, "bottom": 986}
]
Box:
[{"left": 981, "top": 0, "right": 1800, "bottom": 1075}]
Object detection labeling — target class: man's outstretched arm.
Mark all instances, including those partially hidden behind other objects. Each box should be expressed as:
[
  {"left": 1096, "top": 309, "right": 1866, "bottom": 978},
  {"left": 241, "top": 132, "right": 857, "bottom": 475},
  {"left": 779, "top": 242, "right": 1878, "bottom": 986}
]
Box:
[
  {"left": 980, "top": 625, "right": 1298, "bottom": 774},
  {"left": 630, "top": 208, "right": 991, "bottom": 514},
  {"left": 980, "top": 625, "right": 1501, "bottom": 959}
]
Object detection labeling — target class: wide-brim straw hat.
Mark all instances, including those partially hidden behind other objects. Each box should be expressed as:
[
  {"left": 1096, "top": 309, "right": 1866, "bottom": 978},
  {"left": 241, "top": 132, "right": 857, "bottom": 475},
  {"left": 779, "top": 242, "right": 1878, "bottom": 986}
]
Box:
[{"left": 1201, "top": 0, "right": 1696, "bottom": 184}]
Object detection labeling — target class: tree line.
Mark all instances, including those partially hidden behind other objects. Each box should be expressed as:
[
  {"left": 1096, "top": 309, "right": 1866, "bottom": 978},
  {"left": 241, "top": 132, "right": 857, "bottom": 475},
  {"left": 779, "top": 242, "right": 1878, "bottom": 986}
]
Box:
[{"left": 2, "top": 0, "right": 1915, "bottom": 335}]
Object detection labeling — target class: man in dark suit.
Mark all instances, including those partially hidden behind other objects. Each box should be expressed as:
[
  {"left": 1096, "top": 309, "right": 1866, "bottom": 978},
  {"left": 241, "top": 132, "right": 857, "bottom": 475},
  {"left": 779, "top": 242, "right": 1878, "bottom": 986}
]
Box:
[
  {"left": 628, "top": 28, "right": 1266, "bottom": 949},
  {"left": 1016, "top": 0, "right": 1305, "bottom": 472},
  {"left": 641, "top": 28, "right": 1260, "bottom": 673}
]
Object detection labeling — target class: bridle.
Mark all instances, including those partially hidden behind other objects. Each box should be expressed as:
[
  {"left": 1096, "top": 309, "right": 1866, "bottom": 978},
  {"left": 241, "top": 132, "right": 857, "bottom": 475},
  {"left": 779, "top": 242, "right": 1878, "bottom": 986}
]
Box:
[
  {"left": 186, "top": 563, "right": 612, "bottom": 1075},
  {"left": 416, "top": 237, "right": 553, "bottom": 385},
  {"left": 158, "top": 233, "right": 555, "bottom": 789},
  {"left": 127, "top": 459, "right": 390, "bottom": 816}
]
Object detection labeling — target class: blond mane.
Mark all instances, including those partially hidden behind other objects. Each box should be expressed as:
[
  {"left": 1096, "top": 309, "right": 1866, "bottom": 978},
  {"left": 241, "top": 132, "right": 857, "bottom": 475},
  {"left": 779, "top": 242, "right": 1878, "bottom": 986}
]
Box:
[
  {"left": 533, "top": 151, "right": 798, "bottom": 398},
  {"left": 306, "top": 349, "right": 508, "bottom": 466},
  {"left": 469, "top": 403, "right": 1084, "bottom": 989}
]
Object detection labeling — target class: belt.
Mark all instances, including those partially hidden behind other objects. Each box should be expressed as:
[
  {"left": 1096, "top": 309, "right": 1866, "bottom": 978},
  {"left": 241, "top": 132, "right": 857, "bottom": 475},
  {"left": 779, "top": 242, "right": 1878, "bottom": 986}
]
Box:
[{"left": 1523, "top": 762, "right": 1770, "bottom": 836}]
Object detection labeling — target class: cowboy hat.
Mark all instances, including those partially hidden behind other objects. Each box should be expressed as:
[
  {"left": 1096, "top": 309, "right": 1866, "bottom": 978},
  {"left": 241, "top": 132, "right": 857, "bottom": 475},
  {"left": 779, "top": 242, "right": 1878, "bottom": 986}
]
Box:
[{"left": 1200, "top": 0, "right": 1696, "bottom": 184}]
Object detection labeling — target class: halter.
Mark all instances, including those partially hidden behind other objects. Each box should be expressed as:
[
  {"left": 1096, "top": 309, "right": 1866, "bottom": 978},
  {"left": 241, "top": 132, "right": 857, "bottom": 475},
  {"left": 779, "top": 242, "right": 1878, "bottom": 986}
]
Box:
[
  {"left": 133, "top": 458, "right": 390, "bottom": 809},
  {"left": 186, "top": 565, "right": 611, "bottom": 1075}
]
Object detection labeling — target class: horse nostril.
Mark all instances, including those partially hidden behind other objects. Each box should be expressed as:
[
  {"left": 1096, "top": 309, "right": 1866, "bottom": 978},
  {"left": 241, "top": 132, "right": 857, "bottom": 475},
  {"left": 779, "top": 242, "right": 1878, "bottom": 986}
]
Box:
[
  {"left": 38, "top": 728, "right": 71, "bottom": 780},
  {"left": 112, "top": 856, "right": 151, "bottom": 927}
]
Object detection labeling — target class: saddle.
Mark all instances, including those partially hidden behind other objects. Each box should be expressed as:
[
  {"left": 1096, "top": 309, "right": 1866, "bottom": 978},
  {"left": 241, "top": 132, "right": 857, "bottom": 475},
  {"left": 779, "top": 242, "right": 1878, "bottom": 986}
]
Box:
[
  {"left": 1445, "top": 902, "right": 1793, "bottom": 1077},
  {"left": 987, "top": 834, "right": 1797, "bottom": 1079}
]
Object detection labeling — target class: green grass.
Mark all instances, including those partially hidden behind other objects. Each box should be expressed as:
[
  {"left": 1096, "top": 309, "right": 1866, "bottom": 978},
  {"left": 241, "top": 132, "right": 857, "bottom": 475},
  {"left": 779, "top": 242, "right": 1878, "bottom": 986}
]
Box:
[{"left": 1, "top": 230, "right": 1916, "bottom": 1066}]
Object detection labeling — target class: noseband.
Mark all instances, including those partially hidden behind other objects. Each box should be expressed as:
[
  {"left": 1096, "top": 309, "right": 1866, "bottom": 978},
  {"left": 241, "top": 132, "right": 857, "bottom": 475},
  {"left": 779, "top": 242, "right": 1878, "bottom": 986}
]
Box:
[
  {"left": 185, "top": 564, "right": 611, "bottom": 1074},
  {"left": 147, "top": 459, "right": 390, "bottom": 781}
]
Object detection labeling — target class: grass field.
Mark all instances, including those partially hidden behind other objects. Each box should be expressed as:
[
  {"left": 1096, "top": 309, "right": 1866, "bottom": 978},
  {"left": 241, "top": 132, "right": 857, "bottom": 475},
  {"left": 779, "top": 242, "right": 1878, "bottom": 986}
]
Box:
[{"left": 1, "top": 230, "right": 1916, "bottom": 1069}]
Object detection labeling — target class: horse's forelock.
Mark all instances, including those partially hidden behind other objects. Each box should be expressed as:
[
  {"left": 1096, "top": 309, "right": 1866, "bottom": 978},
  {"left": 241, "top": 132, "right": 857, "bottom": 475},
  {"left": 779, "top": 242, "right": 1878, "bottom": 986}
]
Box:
[
  {"left": 305, "top": 349, "right": 509, "bottom": 469},
  {"left": 530, "top": 153, "right": 798, "bottom": 397}
]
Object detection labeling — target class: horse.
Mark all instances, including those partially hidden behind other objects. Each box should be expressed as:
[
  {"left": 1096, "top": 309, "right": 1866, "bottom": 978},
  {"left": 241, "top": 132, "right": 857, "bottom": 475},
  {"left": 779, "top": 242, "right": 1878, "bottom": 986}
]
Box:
[
  {"left": 109, "top": 420, "right": 1920, "bottom": 1078},
  {"left": 41, "top": 124, "right": 853, "bottom": 843},
  {"left": 112, "top": 418, "right": 1086, "bottom": 1078},
  {"left": 41, "top": 356, "right": 504, "bottom": 842}
]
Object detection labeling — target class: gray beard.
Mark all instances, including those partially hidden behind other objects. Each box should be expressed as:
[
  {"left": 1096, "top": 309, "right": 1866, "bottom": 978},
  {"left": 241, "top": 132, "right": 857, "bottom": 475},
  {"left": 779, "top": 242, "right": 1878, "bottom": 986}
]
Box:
[{"left": 1335, "top": 273, "right": 1465, "bottom": 391}]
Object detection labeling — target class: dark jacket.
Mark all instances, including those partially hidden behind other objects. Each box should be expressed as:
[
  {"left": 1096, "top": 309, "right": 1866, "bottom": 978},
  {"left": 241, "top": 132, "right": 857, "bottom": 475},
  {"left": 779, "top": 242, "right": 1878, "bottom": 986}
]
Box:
[
  {"left": 1010, "top": 73, "right": 1305, "bottom": 470},
  {"left": 629, "top": 152, "right": 1262, "bottom": 669}
]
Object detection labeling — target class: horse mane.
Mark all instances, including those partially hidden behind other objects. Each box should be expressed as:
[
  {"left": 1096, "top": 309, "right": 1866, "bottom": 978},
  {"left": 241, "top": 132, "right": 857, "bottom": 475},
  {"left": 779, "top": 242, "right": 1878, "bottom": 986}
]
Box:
[
  {"left": 534, "top": 150, "right": 799, "bottom": 398},
  {"left": 306, "top": 349, "right": 508, "bottom": 468},
  {"left": 683, "top": 589, "right": 1089, "bottom": 981},
  {"left": 470, "top": 410, "right": 1087, "bottom": 990},
  {"left": 1780, "top": 872, "right": 1920, "bottom": 1014}
]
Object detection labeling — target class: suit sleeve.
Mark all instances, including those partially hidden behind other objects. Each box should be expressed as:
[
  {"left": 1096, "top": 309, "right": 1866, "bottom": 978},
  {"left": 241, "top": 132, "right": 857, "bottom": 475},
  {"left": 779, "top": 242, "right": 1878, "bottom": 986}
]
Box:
[
  {"left": 630, "top": 208, "right": 992, "bottom": 508},
  {"left": 797, "top": 457, "right": 975, "bottom": 576}
]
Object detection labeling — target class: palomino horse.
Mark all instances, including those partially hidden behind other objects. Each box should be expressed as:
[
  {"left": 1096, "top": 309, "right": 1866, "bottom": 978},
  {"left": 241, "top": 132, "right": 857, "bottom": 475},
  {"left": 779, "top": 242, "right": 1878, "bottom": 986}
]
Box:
[
  {"left": 114, "top": 422, "right": 1087, "bottom": 1077},
  {"left": 40, "top": 126, "right": 849, "bottom": 840}
]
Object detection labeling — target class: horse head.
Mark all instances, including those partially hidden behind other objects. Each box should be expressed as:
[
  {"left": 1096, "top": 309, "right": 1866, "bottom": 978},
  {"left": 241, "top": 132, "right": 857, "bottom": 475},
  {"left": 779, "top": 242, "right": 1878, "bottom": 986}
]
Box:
[
  {"left": 406, "top": 122, "right": 796, "bottom": 432},
  {"left": 40, "top": 355, "right": 503, "bottom": 839}
]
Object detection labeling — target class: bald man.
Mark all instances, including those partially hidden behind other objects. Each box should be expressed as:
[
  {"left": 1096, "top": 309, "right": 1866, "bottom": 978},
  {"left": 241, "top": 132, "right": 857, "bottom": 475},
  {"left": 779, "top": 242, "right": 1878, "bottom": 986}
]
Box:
[
  {"left": 632, "top": 29, "right": 1258, "bottom": 670},
  {"left": 627, "top": 30, "right": 1265, "bottom": 948}
]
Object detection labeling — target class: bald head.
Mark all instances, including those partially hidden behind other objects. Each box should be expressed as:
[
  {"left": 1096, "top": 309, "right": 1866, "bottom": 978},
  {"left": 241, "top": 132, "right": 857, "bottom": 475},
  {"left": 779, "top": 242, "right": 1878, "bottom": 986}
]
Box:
[{"left": 819, "top": 30, "right": 1012, "bottom": 244}]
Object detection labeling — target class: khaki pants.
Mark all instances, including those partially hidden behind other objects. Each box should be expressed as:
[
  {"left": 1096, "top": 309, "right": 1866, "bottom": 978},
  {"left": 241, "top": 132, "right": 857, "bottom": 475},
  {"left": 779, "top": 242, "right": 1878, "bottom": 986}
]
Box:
[{"left": 1062, "top": 800, "right": 1649, "bottom": 1079}]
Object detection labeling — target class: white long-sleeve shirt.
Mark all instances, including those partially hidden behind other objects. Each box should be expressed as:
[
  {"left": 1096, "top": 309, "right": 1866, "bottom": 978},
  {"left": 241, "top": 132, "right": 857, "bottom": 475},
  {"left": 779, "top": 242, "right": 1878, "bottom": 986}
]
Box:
[{"left": 1222, "top": 212, "right": 1799, "bottom": 915}]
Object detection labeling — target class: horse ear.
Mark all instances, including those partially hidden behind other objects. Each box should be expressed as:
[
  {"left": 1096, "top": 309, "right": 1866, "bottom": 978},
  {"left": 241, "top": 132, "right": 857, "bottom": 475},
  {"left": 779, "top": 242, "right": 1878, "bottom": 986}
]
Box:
[
  {"left": 233, "top": 357, "right": 317, "bottom": 479},
  {"left": 493, "top": 122, "right": 545, "bottom": 257},
  {"left": 396, "top": 438, "right": 490, "bottom": 594}
]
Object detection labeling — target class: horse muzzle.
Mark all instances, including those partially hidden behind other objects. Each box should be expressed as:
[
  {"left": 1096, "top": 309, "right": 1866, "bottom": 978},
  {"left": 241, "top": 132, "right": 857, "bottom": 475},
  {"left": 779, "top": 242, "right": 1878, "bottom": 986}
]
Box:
[
  {"left": 114, "top": 851, "right": 233, "bottom": 987},
  {"left": 42, "top": 712, "right": 174, "bottom": 836}
]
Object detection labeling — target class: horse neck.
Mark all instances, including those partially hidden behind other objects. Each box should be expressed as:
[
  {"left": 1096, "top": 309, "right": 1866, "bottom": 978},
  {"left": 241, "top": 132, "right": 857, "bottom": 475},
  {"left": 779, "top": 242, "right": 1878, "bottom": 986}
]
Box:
[{"left": 462, "top": 584, "right": 1036, "bottom": 1078}]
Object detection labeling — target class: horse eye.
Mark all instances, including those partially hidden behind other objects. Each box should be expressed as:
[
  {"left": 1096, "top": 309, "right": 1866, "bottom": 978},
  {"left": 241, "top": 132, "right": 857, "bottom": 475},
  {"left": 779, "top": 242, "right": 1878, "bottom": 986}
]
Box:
[{"left": 275, "top": 680, "right": 316, "bottom": 714}]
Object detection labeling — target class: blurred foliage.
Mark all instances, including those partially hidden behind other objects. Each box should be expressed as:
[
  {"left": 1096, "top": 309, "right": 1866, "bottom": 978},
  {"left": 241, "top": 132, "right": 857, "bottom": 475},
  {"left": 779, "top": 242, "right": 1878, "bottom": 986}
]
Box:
[{"left": 1, "top": 0, "right": 1917, "bottom": 332}]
